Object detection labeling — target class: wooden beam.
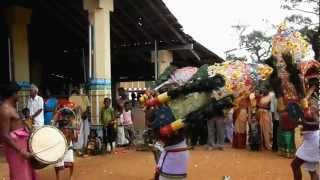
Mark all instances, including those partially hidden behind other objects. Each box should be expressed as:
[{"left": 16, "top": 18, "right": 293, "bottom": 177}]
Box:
[
  {"left": 144, "top": 0, "right": 187, "bottom": 43},
  {"left": 114, "top": 1, "right": 154, "bottom": 41},
  {"left": 110, "top": 25, "right": 126, "bottom": 41},
  {"left": 190, "top": 49, "right": 201, "bottom": 61},
  {"left": 168, "top": 43, "right": 193, "bottom": 51},
  {"left": 113, "top": 43, "right": 194, "bottom": 52},
  {"left": 111, "top": 14, "right": 140, "bottom": 43},
  {"left": 38, "top": 0, "right": 88, "bottom": 43},
  {"left": 49, "top": 0, "right": 87, "bottom": 33},
  {"left": 123, "top": 0, "right": 173, "bottom": 45},
  {"left": 143, "top": 0, "right": 200, "bottom": 61}
]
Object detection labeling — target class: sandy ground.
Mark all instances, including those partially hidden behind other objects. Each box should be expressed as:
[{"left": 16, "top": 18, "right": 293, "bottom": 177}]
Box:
[
  {"left": 0, "top": 145, "right": 309, "bottom": 180},
  {"left": 0, "top": 108, "right": 309, "bottom": 180}
]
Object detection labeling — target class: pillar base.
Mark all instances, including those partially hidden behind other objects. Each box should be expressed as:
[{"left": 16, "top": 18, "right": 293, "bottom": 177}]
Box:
[
  {"left": 88, "top": 78, "right": 111, "bottom": 125},
  {"left": 16, "top": 81, "right": 30, "bottom": 111}
]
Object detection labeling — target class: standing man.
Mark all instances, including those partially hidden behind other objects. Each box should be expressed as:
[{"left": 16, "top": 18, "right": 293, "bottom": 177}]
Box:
[
  {"left": 131, "top": 92, "right": 136, "bottom": 107},
  {"left": 27, "top": 84, "right": 44, "bottom": 129},
  {"left": 270, "top": 91, "right": 279, "bottom": 151},
  {"left": 0, "top": 82, "right": 37, "bottom": 180},
  {"left": 207, "top": 110, "right": 226, "bottom": 150}
]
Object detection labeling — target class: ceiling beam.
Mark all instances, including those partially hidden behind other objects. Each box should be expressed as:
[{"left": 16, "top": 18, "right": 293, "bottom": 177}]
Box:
[
  {"left": 123, "top": 0, "right": 173, "bottom": 45},
  {"left": 114, "top": 1, "right": 154, "bottom": 41},
  {"left": 111, "top": 14, "right": 140, "bottom": 43},
  {"left": 110, "top": 25, "right": 127, "bottom": 41},
  {"left": 113, "top": 43, "right": 194, "bottom": 52},
  {"left": 190, "top": 49, "right": 201, "bottom": 61},
  {"left": 38, "top": 0, "right": 88, "bottom": 43},
  {"left": 49, "top": 0, "right": 87, "bottom": 33},
  {"left": 143, "top": 0, "right": 200, "bottom": 61},
  {"left": 144, "top": 0, "right": 187, "bottom": 44}
]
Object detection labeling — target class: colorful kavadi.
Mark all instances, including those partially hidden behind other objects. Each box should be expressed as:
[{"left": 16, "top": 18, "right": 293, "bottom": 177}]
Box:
[{"left": 140, "top": 61, "right": 273, "bottom": 139}]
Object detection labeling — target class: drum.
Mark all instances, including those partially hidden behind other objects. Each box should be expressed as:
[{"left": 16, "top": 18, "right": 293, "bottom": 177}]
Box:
[{"left": 29, "top": 126, "right": 67, "bottom": 169}]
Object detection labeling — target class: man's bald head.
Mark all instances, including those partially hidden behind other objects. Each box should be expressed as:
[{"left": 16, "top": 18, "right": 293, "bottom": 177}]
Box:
[{"left": 30, "top": 84, "right": 39, "bottom": 98}]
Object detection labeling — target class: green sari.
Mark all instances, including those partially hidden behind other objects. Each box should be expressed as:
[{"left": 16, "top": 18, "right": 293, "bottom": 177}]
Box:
[{"left": 278, "top": 129, "right": 296, "bottom": 158}]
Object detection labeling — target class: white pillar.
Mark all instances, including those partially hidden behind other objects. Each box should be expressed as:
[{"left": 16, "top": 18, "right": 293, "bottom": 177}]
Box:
[{"left": 84, "top": 0, "right": 113, "bottom": 125}]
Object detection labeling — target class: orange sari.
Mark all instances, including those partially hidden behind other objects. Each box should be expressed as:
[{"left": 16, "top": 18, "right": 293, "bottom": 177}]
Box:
[{"left": 233, "top": 98, "right": 249, "bottom": 149}]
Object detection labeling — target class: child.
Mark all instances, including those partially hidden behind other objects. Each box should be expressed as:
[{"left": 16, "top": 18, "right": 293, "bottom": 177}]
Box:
[
  {"left": 249, "top": 113, "right": 261, "bottom": 151},
  {"left": 21, "top": 108, "right": 33, "bottom": 130},
  {"left": 116, "top": 110, "right": 129, "bottom": 146},
  {"left": 86, "top": 130, "right": 101, "bottom": 155},
  {"left": 54, "top": 109, "right": 77, "bottom": 180},
  {"left": 123, "top": 102, "right": 135, "bottom": 148},
  {"left": 100, "top": 97, "right": 116, "bottom": 153}
]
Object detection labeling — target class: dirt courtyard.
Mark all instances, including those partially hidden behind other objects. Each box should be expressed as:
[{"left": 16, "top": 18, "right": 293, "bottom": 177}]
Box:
[{"left": 0, "top": 145, "right": 308, "bottom": 180}]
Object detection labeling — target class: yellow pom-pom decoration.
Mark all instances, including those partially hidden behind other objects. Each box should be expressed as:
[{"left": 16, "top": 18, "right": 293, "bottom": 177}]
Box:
[
  {"left": 158, "top": 92, "right": 170, "bottom": 103},
  {"left": 171, "top": 119, "right": 185, "bottom": 131}
]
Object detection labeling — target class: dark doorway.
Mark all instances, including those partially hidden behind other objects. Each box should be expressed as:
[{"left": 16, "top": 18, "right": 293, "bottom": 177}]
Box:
[
  {"left": 28, "top": 3, "right": 88, "bottom": 95},
  {"left": 0, "top": 12, "right": 10, "bottom": 83}
]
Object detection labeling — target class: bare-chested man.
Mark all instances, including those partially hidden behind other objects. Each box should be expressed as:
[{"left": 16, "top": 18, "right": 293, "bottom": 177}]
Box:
[{"left": 0, "top": 82, "right": 37, "bottom": 180}]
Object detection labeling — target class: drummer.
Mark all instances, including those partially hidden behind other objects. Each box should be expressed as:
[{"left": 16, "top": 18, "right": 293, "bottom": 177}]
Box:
[
  {"left": 53, "top": 108, "right": 77, "bottom": 180},
  {"left": 0, "top": 82, "right": 37, "bottom": 180}
]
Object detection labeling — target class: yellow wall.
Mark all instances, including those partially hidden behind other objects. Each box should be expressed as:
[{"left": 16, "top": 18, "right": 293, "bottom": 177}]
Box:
[
  {"left": 6, "top": 7, "right": 31, "bottom": 82},
  {"left": 158, "top": 50, "right": 173, "bottom": 75},
  {"left": 120, "top": 81, "right": 149, "bottom": 90}
]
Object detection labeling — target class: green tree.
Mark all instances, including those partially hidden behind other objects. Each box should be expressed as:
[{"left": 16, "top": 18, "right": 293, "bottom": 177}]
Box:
[
  {"left": 281, "top": 0, "right": 320, "bottom": 60},
  {"left": 232, "top": 25, "right": 272, "bottom": 62}
]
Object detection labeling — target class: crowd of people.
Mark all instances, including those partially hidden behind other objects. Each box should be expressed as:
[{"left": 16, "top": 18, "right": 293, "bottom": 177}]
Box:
[
  {"left": 0, "top": 81, "right": 318, "bottom": 180},
  {"left": 0, "top": 82, "right": 139, "bottom": 180},
  {"left": 142, "top": 84, "right": 319, "bottom": 180},
  {"left": 185, "top": 88, "right": 279, "bottom": 152}
]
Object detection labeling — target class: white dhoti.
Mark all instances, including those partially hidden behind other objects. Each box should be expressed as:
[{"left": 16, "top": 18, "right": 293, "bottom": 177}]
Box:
[
  {"left": 74, "top": 118, "right": 90, "bottom": 150},
  {"left": 303, "top": 162, "right": 319, "bottom": 171},
  {"left": 117, "top": 126, "right": 129, "bottom": 145},
  {"left": 55, "top": 143, "right": 74, "bottom": 169},
  {"left": 296, "top": 130, "right": 320, "bottom": 171},
  {"left": 157, "top": 140, "right": 189, "bottom": 180}
]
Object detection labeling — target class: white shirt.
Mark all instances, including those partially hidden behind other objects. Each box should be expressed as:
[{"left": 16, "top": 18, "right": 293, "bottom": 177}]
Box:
[
  {"left": 270, "top": 92, "right": 280, "bottom": 121},
  {"left": 27, "top": 95, "right": 44, "bottom": 127}
]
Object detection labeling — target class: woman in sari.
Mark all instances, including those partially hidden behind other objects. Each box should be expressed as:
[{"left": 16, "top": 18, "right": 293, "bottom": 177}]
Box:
[
  {"left": 233, "top": 95, "right": 250, "bottom": 149},
  {"left": 277, "top": 78, "right": 299, "bottom": 158},
  {"left": 257, "top": 89, "right": 273, "bottom": 150}
]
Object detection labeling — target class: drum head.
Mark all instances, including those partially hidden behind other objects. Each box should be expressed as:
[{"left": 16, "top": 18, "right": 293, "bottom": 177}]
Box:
[{"left": 29, "top": 126, "right": 67, "bottom": 164}]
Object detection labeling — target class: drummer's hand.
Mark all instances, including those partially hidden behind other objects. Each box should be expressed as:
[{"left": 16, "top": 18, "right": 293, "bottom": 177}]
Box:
[{"left": 20, "top": 150, "right": 32, "bottom": 159}]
